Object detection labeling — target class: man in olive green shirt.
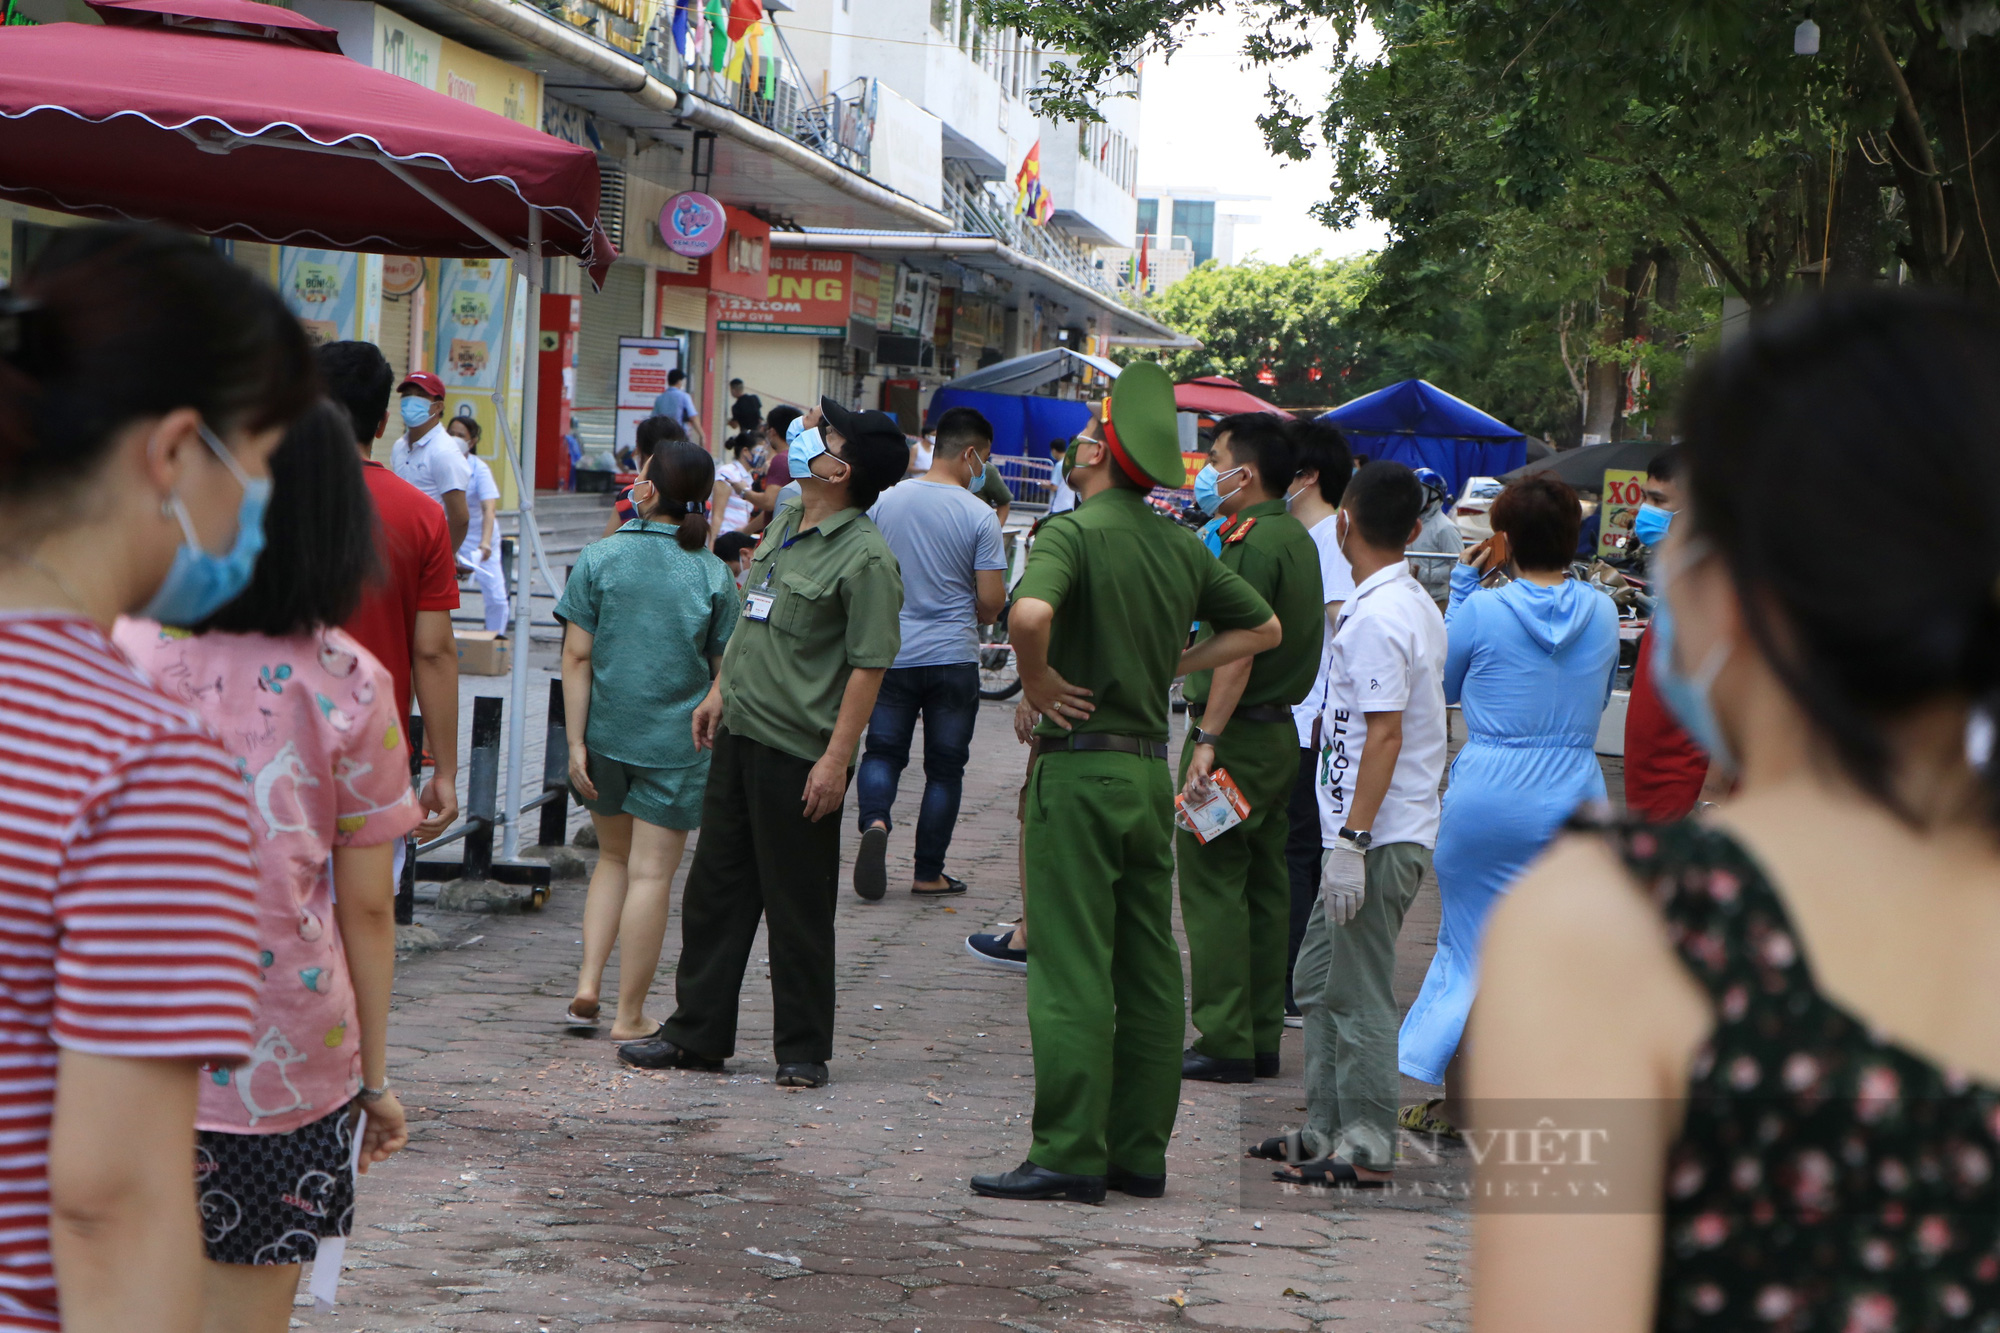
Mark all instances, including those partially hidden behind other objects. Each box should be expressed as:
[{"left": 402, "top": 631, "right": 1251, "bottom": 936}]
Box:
[
  {"left": 971, "top": 362, "right": 1281, "bottom": 1205},
  {"left": 1177, "top": 413, "right": 1329, "bottom": 1084},
  {"left": 621, "top": 398, "right": 908, "bottom": 1090}
]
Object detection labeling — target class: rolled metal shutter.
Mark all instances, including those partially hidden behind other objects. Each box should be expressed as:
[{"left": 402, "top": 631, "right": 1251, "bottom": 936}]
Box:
[{"left": 575, "top": 262, "right": 645, "bottom": 455}]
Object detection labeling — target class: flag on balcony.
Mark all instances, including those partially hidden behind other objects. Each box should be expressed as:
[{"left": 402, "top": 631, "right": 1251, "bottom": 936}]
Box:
[
  {"left": 704, "top": 0, "right": 727, "bottom": 71},
  {"left": 761, "top": 25, "right": 777, "bottom": 97},
  {"left": 672, "top": 0, "right": 694, "bottom": 58},
  {"left": 1138, "top": 230, "right": 1149, "bottom": 285},
  {"left": 727, "top": 0, "right": 761, "bottom": 41},
  {"left": 1013, "top": 140, "right": 1053, "bottom": 225},
  {"left": 726, "top": 20, "right": 757, "bottom": 79}
]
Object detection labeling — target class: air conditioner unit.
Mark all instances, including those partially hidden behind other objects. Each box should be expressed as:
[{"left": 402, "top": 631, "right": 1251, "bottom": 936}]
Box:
[{"left": 875, "top": 334, "right": 933, "bottom": 369}]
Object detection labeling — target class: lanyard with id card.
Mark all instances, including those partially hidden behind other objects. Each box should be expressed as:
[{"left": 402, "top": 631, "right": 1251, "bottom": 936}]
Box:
[{"left": 744, "top": 519, "right": 806, "bottom": 623}]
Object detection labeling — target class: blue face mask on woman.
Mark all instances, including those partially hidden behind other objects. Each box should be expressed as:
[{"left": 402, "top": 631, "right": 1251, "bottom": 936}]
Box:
[
  {"left": 1633, "top": 502, "right": 1673, "bottom": 548},
  {"left": 141, "top": 423, "right": 272, "bottom": 627},
  {"left": 1649, "top": 539, "right": 1734, "bottom": 770},
  {"left": 1191, "top": 462, "right": 1245, "bottom": 517}
]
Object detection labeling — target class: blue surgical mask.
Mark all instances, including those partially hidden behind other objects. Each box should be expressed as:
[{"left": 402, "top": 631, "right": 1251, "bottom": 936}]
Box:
[
  {"left": 141, "top": 423, "right": 272, "bottom": 628},
  {"left": 1191, "top": 463, "right": 1245, "bottom": 517},
  {"left": 966, "top": 449, "right": 988, "bottom": 490},
  {"left": 1633, "top": 502, "right": 1673, "bottom": 548},
  {"left": 788, "top": 425, "right": 828, "bottom": 482},
  {"left": 401, "top": 396, "right": 433, "bottom": 430},
  {"left": 1650, "top": 543, "right": 1734, "bottom": 770}
]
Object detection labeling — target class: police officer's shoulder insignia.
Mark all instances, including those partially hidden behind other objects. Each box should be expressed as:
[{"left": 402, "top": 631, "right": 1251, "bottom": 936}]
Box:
[{"left": 1224, "top": 517, "right": 1258, "bottom": 545}]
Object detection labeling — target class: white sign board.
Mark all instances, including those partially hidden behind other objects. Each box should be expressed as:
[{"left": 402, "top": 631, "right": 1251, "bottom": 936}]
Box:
[{"left": 616, "top": 336, "right": 684, "bottom": 458}]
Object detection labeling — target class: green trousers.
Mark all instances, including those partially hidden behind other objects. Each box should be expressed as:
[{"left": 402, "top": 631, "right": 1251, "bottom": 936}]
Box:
[
  {"left": 1022, "top": 748, "right": 1183, "bottom": 1177},
  {"left": 1175, "top": 718, "right": 1300, "bottom": 1061},
  {"left": 1293, "top": 840, "right": 1430, "bottom": 1170}
]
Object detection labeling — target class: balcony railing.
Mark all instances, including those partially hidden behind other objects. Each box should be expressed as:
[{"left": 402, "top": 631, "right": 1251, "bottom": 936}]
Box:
[
  {"left": 642, "top": 14, "right": 876, "bottom": 178},
  {"left": 943, "top": 172, "right": 1122, "bottom": 298}
]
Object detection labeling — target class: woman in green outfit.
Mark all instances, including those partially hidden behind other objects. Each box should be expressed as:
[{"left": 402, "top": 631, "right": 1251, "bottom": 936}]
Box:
[{"left": 558, "top": 439, "right": 741, "bottom": 1039}]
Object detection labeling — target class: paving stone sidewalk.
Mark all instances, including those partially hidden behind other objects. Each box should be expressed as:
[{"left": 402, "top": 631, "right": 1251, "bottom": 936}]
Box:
[{"left": 307, "top": 688, "right": 1470, "bottom": 1333}]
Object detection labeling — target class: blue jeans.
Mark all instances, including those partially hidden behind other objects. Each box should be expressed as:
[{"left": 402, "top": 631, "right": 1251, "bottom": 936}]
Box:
[{"left": 856, "top": 663, "right": 981, "bottom": 883}]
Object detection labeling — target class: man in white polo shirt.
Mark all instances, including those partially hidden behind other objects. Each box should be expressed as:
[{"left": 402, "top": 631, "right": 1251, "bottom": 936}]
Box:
[
  {"left": 391, "top": 370, "right": 470, "bottom": 552},
  {"left": 1276, "top": 460, "right": 1445, "bottom": 1190}
]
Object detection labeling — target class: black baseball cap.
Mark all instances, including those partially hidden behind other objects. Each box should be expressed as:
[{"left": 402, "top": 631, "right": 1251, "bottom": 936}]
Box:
[{"left": 819, "top": 396, "right": 905, "bottom": 449}]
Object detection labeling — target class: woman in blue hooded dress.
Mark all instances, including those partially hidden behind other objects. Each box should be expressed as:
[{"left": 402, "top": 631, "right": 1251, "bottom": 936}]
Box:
[{"left": 1398, "top": 474, "right": 1619, "bottom": 1122}]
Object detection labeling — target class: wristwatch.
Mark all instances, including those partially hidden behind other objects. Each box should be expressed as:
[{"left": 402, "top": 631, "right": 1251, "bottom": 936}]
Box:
[
  {"left": 1337, "top": 826, "right": 1373, "bottom": 851},
  {"left": 1191, "top": 727, "right": 1225, "bottom": 747}
]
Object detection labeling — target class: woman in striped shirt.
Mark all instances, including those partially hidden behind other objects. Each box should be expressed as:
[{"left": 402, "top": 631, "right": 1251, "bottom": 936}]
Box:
[{"left": 0, "top": 225, "right": 314, "bottom": 1333}]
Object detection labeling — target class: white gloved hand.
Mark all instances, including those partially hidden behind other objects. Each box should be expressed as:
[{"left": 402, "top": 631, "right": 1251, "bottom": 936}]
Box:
[{"left": 1320, "top": 841, "right": 1367, "bottom": 925}]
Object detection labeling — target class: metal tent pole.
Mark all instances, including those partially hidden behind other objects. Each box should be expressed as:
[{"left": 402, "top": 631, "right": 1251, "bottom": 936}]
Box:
[{"left": 501, "top": 209, "right": 543, "bottom": 861}]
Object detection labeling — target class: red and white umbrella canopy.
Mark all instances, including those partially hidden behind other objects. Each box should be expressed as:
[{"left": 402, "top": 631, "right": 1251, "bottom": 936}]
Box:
[{"left": 0, "top": 0, "right": 616, "bottom": 278}]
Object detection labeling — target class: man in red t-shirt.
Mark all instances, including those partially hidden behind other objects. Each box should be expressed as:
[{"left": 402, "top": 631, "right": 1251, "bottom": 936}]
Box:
[
  {"left": 320, "top": 342, "right": 461, "bottom": 842},
  {"left": 1623, "top": 445, "right": 1709, "bottom": 820}
]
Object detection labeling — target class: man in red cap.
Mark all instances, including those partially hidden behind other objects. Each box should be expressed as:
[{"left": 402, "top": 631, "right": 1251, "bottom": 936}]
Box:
[{"left": 392, "top": 370, "right": 470, "bottom": 552}]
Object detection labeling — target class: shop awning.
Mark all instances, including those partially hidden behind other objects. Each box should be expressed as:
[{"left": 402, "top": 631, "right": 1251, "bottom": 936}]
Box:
[
  {"left": 0, "top": 0, "right": 616, "bottom": 278},
  {"left": 947, "top": 347, "right": 1122, "bottom": 395},
  {"left": 1175, "top": 375, "right": 1289, "bottom": 418}
]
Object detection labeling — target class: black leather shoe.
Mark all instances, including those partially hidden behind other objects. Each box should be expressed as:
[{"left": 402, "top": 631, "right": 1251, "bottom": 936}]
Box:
[
  {"left": 1107, "top": 1166, "right": 1165, "bottom": 1198},
  {"left": 775, "top": 1061, "right": 828, "bottom": 1088},
  {"left": 970, "top": 1161, "right": 1105, "bottom": 1203},
  {"left": 1255, "top": 1051, "right": 1281, "bottom": 1079},
  {"left": 1182, "top": 1047, "right": 1255, "bottom": 1083},
  {"left": 616, "top": 1034, "right": 724, "bottom": 1071}
]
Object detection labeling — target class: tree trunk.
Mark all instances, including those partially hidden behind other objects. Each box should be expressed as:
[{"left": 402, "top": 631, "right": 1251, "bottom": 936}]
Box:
[
  {"left": 1826, "top": 142, "right": 1889, "bottom": 287},
  {"left": 1611, "top": 248, "right": 1654, "bottom": 441}
]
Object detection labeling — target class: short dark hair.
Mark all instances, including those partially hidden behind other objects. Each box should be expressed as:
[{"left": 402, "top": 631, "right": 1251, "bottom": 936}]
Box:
[
  {"left": 767, "top": 405, "right": 801, "bottom": 438},
  {"left": 1489, "top": 474, "right": 1582, "bottom": 572},
  {"left": 1343, "top": 460, "right": 1424, "bottom": 550},
  {"left": 196, "top": 399, "right": 379, "bottom": 637},
  {"left": 641, "top": 437, "right": 715, "bottom": 552},
  {"left": 933, "top": 407, "right": 992, "bottom": 460},
  {"left": 1287, "top": 419, "right": 1354, "bottom": 506},
  {"left": 714, "top": 531, "right": 757, "bottom": 565},
  {"left": 318, "top": 341, "right": 395, "bottom": 453},
  {"left": 667, "top": 368, "right": 685, "bottom": 386},
  {"left": 836, "top": 432, "right": 908, "bottom": 511},
  {"left": 1648, "top": 444, "right": 1683, "bottom": 482},
  {"left": 1214, "top": 412, "right": 1298, "bottom": 495},
  {"left": 635, "top": 414, "right": 684, "bottom": 462},
  {"left": 0, "top": 224, "right": 317, "bottom": 502},
  {"left": 729, "top": 378, "right": 744, "bottom": 389}
]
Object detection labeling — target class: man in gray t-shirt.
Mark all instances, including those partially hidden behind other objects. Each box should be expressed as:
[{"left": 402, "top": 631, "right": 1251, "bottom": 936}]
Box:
[{"left": 852, "top": 407, "right": 1008, "bottom": 901}]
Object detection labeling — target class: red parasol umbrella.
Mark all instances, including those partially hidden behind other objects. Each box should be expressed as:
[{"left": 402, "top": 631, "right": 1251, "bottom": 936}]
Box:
[
  {"left": 0, "top": 0, "right": 616, "bottom": 858},
  {"left": 1174, "top": 375, "right": 1291, "bottom": 419},
  {"left": 0, "top": 0, "right": 615, "bottom": 280}
]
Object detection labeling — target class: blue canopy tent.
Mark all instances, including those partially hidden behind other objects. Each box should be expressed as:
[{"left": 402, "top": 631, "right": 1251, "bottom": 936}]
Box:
[
  {"left": 923, "top": 387, "right": 1093, "bottom": 459},
  {"left": 924, "top": 348, "right": 1114, "bottom": 457},
  {"left": 1318, "top": 379, "right": 1527, "bottom": 503}
]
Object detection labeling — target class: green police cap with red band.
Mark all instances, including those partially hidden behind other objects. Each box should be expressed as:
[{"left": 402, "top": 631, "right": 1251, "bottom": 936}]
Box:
[{"left": 1103, "top": 359, "right": 1186, "bottom": 489}]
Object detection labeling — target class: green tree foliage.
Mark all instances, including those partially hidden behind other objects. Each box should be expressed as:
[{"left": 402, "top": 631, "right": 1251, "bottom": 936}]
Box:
[
  {"left": 1137, "top": 254, "right": 1370, "bottom": 407},
  {"left": 1138, "top": 251, "right": 1586, "bottom": 441}
]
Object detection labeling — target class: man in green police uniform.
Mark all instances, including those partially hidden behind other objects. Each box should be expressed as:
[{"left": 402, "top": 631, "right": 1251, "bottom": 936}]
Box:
[
  {"left": 618, "top": 399, "right": 908, "bottom": 1090},
  {"left": 1177, "top": 413, "right": 1328, "bottom": 1084},
  {"left": 971, "top": 362, "right": 1282, "bottom": 1204}
]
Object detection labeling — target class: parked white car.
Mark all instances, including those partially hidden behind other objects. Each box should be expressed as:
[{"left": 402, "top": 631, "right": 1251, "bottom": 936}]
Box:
[{"left": 1454, "top": 476, "right": 1505, "bottom": 541}]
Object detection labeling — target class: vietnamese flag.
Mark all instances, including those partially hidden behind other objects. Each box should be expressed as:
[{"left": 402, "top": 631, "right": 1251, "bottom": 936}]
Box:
[{"left": 727, "top": 0, "right": 761, "bottom": 41}]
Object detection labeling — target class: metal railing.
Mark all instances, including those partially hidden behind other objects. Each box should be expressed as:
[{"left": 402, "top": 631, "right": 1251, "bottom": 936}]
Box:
[
  {"left": 942, "top": 171, "right": 1118, "bottom": 296},
  {"left": 643, "top": 14, "right": 875, "bottom": 178}
]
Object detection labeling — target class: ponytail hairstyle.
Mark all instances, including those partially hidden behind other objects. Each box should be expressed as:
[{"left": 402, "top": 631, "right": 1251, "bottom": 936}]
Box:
[
  {"left": 642, "top": 437, "right": 715, "bottom": 552},
  {"left": 1677, "top": 287, "right": 2000, "bottom": 826},
  {"left": 0, "top": 224, "right": 316, "bottom": 506}
]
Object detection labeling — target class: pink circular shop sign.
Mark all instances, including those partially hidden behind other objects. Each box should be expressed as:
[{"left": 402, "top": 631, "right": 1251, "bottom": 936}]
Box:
[{"left": 660, "top": 191, "right": 726, "bottom": 257}]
